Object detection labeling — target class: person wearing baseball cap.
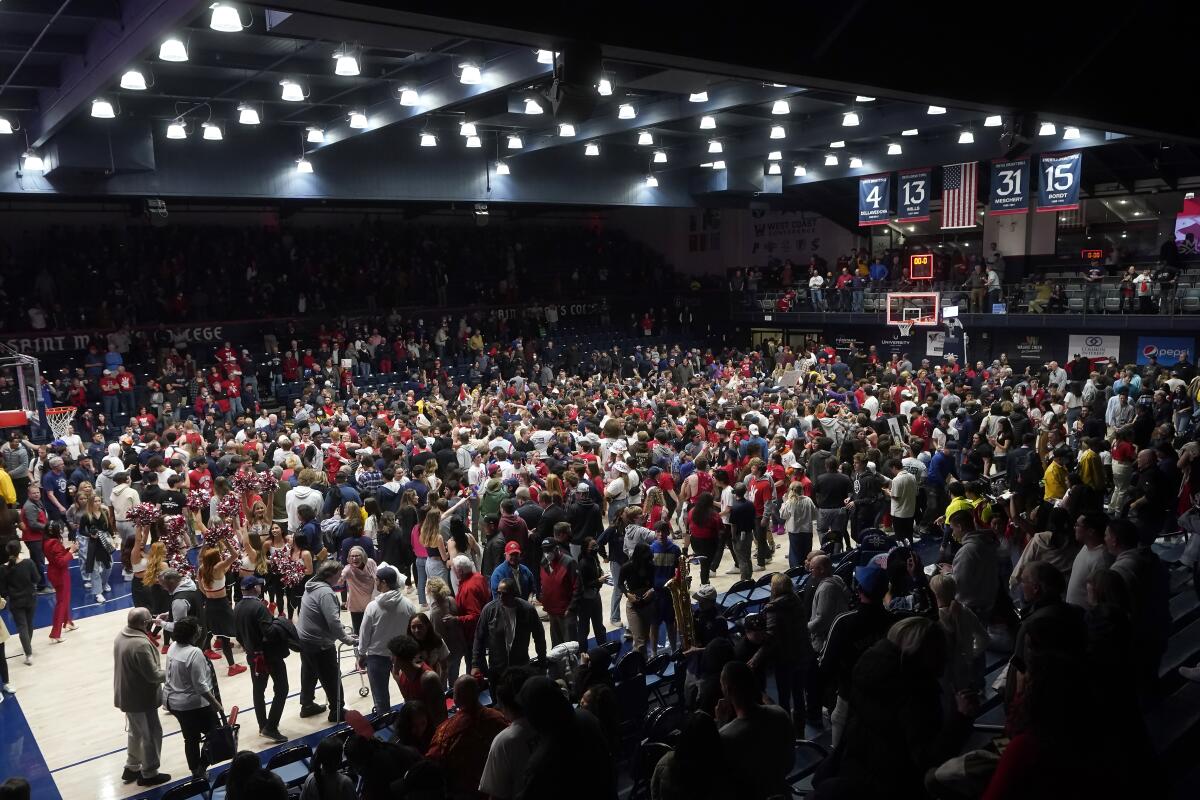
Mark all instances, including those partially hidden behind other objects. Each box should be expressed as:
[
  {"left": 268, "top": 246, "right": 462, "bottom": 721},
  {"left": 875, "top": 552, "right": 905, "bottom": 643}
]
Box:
[
  {"left": 489, "top": 540, "right": 534, "bottom": 600},
  {"left": 233, "top": 575, "right": 290, "bottom": 743},
  {"left": 356, "top": 565, "right": 417, "bottom": 714}
]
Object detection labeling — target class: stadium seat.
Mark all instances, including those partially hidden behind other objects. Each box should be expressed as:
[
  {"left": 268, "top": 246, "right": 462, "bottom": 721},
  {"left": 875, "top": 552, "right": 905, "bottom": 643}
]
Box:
[
  {"left": 266, "top": 744, "right": 313, "bottom": 788},
  {"left": 160, "top": 778, "right": 211, "bottom": 800},
  {"left": 629, "top": 739, "right": 673, "bottom": 800},
  {"left": 616, "top": 650, "right": 647, "bottom": 681}
]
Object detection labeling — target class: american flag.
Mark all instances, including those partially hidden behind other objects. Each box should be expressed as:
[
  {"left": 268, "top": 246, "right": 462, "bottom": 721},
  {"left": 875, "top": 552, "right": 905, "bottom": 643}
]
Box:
[{"left": 941, "top": 162, "right": 978, "bottom": 229}]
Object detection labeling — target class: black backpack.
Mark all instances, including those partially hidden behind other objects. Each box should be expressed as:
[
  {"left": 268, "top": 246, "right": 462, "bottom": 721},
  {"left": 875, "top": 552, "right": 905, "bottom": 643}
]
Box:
[{"left": 263, "top": 615, "right": 301, "bottom": 658}]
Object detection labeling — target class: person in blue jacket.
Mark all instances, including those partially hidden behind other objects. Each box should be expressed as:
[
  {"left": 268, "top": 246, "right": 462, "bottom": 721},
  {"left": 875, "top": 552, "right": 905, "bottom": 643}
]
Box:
[{"left": 489, "top": 540, "right": 535, "bottom": 600}]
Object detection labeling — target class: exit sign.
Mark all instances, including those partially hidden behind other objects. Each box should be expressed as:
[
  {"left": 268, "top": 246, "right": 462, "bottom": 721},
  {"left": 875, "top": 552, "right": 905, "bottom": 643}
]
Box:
[
  {"left": 1080, "top": 249, "right": 1103, "bottom": 260},
  {"left": 909, "top": 253, "right": 934, "bottom": 280}
]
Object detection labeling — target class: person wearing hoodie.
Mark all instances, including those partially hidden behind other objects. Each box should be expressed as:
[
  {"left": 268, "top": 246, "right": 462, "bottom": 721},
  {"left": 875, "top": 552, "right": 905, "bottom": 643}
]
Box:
[
  {"left": 806, "top": 554, "right": 846, "bottom": 654},
  {"left": 1, "top": 431, "right": 36, "bottom": 505},
  {"left": 285, "top": 469, "right": 324, "bottom": 536},
  {"left": 110, "top": 471, "right": 140, "bottom": 576},
  {"left": 945, "top": 509, "right": 1000, "bottom": 623},
  {"left": 113, "top": 607, "right": 170, "bottom": 788},
  {"left": 478, "top": 477, "right": 508, "bottom": 521},
  {"left": 567, "top": 482, "right": 604, "bottom": 560},
  {"left": 95, "top": 457, "right": 121, "bottom": 506},
  {"left": 356, "top": 566, "right": 417, "bottom": 713},
  {"left": 297, "top": 559, "right": 358, "bottom": 722}
]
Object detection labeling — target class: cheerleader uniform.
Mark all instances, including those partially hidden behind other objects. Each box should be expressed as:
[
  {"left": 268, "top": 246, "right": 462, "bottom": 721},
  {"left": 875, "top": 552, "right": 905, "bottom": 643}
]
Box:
[{"left": 201, "top": 573, "right": 246, "bottom": 675}]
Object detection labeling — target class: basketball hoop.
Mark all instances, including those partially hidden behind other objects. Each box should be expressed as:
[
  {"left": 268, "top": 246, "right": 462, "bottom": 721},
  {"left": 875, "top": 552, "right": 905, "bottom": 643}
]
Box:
[
  {"left": 45, "top": 406, "right": 77, "bottom": 440},
  {"left": 896, "top": 321, "right": 914, "bottom": 338}
]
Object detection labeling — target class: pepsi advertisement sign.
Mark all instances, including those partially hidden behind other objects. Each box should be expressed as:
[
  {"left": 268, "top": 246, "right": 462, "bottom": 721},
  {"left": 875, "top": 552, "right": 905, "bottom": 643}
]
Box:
[{"left": 1137, "top": 336, "right": 1194, "bottom": 366}]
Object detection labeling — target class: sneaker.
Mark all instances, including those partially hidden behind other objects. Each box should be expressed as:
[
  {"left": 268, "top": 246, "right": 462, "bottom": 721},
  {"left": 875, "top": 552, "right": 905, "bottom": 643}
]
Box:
[
  {"left": 83, "top": 582, "right": 92, "bottom": 590},
  {"left": 37, "top": 587, "right": 54, "bottom": 595},
  {"left": 299, "top": 703, "right": 327, "bottom": 718},
  {"left": 724, "top": 567, "right": 741, "bottom": 575},
  {"left": 23, "top": 656, "right": 32, "bottom": 666},
  {"left": 2, "top": 684, "right": 13, "bottom": 694},
  {"left": 104, "top": 584, "right": 112, "bottom": 592},
  {"left": 95, "top": 594, "right": 106, "bottom": 603},
  {"left": 227, "top": 664, "right": 248, "bottom": 677},
  {"left": 260, "top": 728, "right": 288, "bottom": 744},
  {"left": 120, "top": 767, "right": 139, "bottom": 784},
  {"left": 136, "top": 773, "right": 171, "bottom": 787},
  {"left": 327, "top": 708, "right": 345, "bottom": 723},
  {"left": 203, "top": 650, "right": 224, "bottom": 661}
]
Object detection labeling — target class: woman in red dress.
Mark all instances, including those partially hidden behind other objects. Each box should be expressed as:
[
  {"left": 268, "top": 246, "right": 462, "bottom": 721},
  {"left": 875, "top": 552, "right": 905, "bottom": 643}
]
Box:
[{"left": 44, "top": 520, "right": 77, "bottom": 642}]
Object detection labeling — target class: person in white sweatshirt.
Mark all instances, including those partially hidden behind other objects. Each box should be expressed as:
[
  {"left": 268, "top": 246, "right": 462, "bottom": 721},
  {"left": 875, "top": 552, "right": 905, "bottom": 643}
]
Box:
[
  {"left": 285, "top": 470, "right": 324, "bottom": 535},
  {"left": 355, "top": 566, "right": 417, "bottom": 713}
]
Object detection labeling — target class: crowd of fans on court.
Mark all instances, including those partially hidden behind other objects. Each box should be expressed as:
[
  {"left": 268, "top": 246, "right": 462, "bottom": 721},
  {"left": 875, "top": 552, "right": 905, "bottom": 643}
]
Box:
[{"left": 1, "top": 297, "right": 1198, "bottom": 799}]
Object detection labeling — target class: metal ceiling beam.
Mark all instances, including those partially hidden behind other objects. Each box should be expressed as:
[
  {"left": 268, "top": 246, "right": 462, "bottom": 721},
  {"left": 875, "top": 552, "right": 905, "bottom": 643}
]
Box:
[
  {"left": 0, "top": 0, "right": 122, "bottom": 19},
  {"left": 0, "top": 32, "right": 86, "bottom": 57},
  {"left": 29, "top": 0, "right": 207, "bottom": 149},
  {"left": 307, "top": 46, "right": 552, "bottom": 153},
  {"left": 0, "top": 66, "right": 59, "bottom": 90},
  {"left": 509, "top": 83, "right": 799, "bottom": 158}
]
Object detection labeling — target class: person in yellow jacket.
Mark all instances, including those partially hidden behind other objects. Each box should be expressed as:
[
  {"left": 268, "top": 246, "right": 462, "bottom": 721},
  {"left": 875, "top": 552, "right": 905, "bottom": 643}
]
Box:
[
  {"left": 1077, "top": 438, "right": 1105, "bottom": 495},
  {"left": 1043, "top": 448, "right": 1069, "bottom": 502},
  {"left": 0, "top": 465, "right": 15, "bottom": 507}
]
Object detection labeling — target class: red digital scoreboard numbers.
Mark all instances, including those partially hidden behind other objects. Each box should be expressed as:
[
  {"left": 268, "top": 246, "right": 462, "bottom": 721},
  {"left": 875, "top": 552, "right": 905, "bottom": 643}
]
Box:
[
  {"left": 909, "top": 253, "right": 934, "bottom": 280},
  {"left": 1080, "top": 248, "right": 1104, "bottom": 261}
]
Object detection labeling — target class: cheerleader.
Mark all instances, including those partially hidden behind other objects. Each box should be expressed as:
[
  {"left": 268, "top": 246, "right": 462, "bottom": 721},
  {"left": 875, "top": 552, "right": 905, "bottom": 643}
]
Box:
[{"left": 198, "top": 543, "right": 248, "bottom": 676}]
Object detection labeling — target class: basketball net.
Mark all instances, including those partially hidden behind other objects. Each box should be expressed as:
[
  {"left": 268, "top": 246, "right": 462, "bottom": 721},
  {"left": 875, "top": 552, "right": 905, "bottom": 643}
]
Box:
[
  {"left": 896, "top": 321, "right": 914, "bottom": 338},
  {"left": 45, "top": 406, "right": 76, "bottom": 440}
]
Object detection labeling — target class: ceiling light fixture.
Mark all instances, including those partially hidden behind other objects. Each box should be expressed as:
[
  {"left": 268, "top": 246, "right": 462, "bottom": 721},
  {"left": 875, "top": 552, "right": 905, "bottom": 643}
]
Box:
[
  {"left": 708, "top": 139, "right": 722, "bottom": 153},
  {"left": 849, "top": 156, "right": 863, "bottom": 168},
  {"left": 793, "top": 165, "right": 806, "bottom": 176},
  {"left": 398, "top": 87, "right": 419, "bottom": 106},
  {"left": 772, "top": 99, "right": 790, "bottom": 115},
  {"left": 711, "top": 160, "right": 726, "bottom": 170},
  {"left": 597, "top": 78, "right": 613, "bottom": 96},
  {"left": 296, "top": 157, "right": 312, "bottom": 174},
  {"left": 984, "top": 115, "right": 1002, "bottom": 127},
  {"left": 420, "top": 132, "right": 437, "bottom": 147},
  {"left": 120, "top": 69, "right": 147, "bottom": 91},
  {"left": 767, "top": 162, "right": 781, "bottom": 175},
  {"left": 465, "top": 135, "right": 481, "bottom": 148},
  {"left": 201, "top": 121, "right": 222, "bottom": 140},
  {"left": 506, "top": 134, "right": 523, "bottom": 149},
  {"left": 209, "top": 3, "right": 243, "bottom": 32},
  {"left": 159, "top": 37, "right": 188, "bottom": 62},
  {"left": 618, "top": 103, "right": 636, "bottom": 119},
  {"left": 333, "top": 46, "right": 360, "bottom": 77},
  {"left": 558, "top": 123, "right": 575, "bottom": 136},
  {"left": 91, "top": 98, "right": 115, "bottom": 119},
  {"left": 279, "top": 79, "right": 305, "bottom": 102},
  {"left": 768, "top": 124, "right": 787, "bottom": 140},
  {"left": 496, "top": 160, "right": 510, "bottom": 175},
  {"left": 0, "top": 118, "right": 12, "bottom": 135},
  {"left": 645, "top": 174, "right": 659, "bottom": 187},
  {"left": 1062, "top": 126, "right": 1080, "bottom": 140},
  {"left": 842, "top": 111, "right": 860, "bottom": 126},
  {"left": 652, "top": 150, "right": 667, "bottom": 163},
  {"left": 901, "top": 128, "right": 918, "bottom": 136},
  {"left": 536, "top": 49, "right": 555, "bottom": 64},
  {"left": 237, "top": 103, "right": 260, "bottom": 125},
  {"left": 584, "top": 142, "right": 600, "bottom": 156},
  {"left": 958, "top": 130, "right": 974, "bottom": 144},
  {"left": 349, "top": 111, "right": 368, "bottom": 129},
  {"left": 825, "top": 154, "right": 838, "bottom": 166},
  {"left": 888, "top": 143, "right": 902, "bottom": 155},
  {"left": 830, "top": 140, "right": 845, "bottom": 148},
  {"left": 21, "top": 150, "right": 44, "bottom": 172},
  {"left": 458, "top": 62, "right": 481, "bottom": 84},
  {"left": 637, "top": 131, "right": 653, "bottom": 145},
  {"left": 523, "top": 98, "right": 543, "bottom": 115},
  {"left": 306, "top": 127, "right": 324, "bottom": 143},
  {"left": 166, "top": 121, "right": 186, "bottom": 139},
  {"left": 459, "top": 121, "right": 477, "bottom": 136},
  {"left": 688, "top": 91, "right": 708, "bottom": 102},
  {"left": 927, "top": 105, "right": 947, "bottom": 114},
  {"left": 699, "top": 115, "right": 715, "bottom": 129},
  {"left": 1038, "top": 121, "right": 1056, "bottom": 136},
  {"left": 855, "top": 95, "right": 875, "bottom": 102}
]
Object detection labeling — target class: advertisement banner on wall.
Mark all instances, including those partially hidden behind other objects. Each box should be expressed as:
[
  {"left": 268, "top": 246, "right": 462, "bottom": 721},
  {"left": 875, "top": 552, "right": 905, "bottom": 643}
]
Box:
[
  {"left": 879, "top": 333, "right": 914, "bottom": 358},
  {"left": 1136, "top": 336, "right": 1195, "bottom": 366},
  {"left": 747, "top": 209, "right": 858, "bottom": 263},
  {"left": 1014, "top": 335, "right": 1047, "bottom": 362},
  {"left": 926, "top": 331, "right": 946, "bottom": 357},
  {"left": 1067, "top": 334, "right": 1121, "bottom": 362}
]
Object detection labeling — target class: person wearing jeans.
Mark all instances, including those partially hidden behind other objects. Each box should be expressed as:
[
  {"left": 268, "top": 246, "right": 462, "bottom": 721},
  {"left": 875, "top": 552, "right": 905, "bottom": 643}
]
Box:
[
  {"left": 234, "top": 576, "right": 290, "bottom": 743},
  {"left": 728, "top": 484, "right": 757, "bottom": 581},
  {"left": 19, "top": 486, "right": 49, "bottom": 591},
  {"left": 355, "top": 566, "right": 417, "bottom": 714},
  {"left": 163, "top": 616, "right": 220, "bottom": 779},
  {"left": 296, "top": 560, "right": 358, "bottom": 722}
]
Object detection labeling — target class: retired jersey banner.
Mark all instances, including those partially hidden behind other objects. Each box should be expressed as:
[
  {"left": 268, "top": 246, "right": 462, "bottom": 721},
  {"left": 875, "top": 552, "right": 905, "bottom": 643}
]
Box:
[
  {"left": 897, "top": 168, "right": 931, "bottom": 222},
  {"left": 989, "top": 158, "right": 1029, "bottom": 215},
  {"left": 858, "top": 174, "right": 892, "bottom": 226},
  {"left": 1037, "top": 151, "right": 1082, "bottom": 212}
]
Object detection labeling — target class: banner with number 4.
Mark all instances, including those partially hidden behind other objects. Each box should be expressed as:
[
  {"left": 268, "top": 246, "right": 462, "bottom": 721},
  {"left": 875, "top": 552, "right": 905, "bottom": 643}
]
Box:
[
  {"left": 858, "top": 174, "right": 892, "bottom": 226},
  {"left": 989, "top": 158, "right": 1029, "bottom": 215},
  {"left": 1037, "top": 151, "right": 1082, "bottom": 212}
]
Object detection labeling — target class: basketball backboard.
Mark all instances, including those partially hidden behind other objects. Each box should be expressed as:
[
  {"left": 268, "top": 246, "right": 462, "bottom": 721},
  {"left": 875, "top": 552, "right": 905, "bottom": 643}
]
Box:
[{"left": 885, "top": 292, "right": 940, "bottom": 326}]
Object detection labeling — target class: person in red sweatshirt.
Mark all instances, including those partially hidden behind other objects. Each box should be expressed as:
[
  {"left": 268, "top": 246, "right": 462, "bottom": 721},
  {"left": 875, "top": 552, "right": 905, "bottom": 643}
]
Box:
[
  {"left": 538, "top": 526, "right": 579, "bottom": 646},
  {"left": 447, "top": 556, "right": 491, "bottom": 669}
]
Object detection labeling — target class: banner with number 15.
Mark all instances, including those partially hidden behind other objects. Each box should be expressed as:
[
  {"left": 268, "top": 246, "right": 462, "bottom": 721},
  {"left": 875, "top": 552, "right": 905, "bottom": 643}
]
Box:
[{"left": 1037, "top": 151, "right": 1082, "bottom": 212}]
